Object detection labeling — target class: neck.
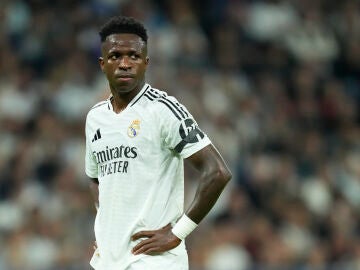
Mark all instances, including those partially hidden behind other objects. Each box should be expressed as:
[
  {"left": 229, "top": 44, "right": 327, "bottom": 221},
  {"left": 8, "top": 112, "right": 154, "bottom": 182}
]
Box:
[
  {"left": 111, "top": 82, "right": 145, "bottom": 113},
  {"left": 111, "top": 97, "right": 127, "bottom": 113}
]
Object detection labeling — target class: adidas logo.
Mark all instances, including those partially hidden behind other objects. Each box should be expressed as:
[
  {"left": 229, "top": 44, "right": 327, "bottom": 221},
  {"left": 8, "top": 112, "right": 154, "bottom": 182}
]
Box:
[{"left": 92, "top": 129, "right": 102, "bottom": 142}]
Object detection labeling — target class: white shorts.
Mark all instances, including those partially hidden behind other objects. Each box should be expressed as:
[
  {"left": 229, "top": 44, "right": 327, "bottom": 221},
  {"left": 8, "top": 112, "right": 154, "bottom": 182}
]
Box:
[
  {"left": 91, "top": 247, "right": 189, "bottom": 270},
  {"left": 125, "top": 251, "right": 188, "bottom": 270}
]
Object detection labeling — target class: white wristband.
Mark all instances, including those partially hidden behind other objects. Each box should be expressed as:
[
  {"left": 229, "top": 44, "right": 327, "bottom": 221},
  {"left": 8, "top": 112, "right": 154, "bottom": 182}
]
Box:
[{"left": 171, "top": 214, "right": 198, "bottom": 240}]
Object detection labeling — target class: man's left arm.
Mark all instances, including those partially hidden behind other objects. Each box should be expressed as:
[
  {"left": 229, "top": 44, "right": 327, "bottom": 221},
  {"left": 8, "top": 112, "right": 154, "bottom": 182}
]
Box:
[
  {"left": 131, "top": 144, "right": 231, "bottom": 255},
  {"left": 182, "top": 144, "right": 232, "bottom": 223}
]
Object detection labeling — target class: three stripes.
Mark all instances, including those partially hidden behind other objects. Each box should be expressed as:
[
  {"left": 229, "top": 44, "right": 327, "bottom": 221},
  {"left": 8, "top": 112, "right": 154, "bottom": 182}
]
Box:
[
  {"left": 144, "top": 88, "right": 189, "bottom": 120},
  {"left": 90, "top": 86, "right": 189, "bottom": 122}
]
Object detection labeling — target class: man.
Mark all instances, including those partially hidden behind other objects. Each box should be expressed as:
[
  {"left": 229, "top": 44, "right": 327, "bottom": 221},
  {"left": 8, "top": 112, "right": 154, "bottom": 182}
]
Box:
[{"left": 85, "top": 16, "right": 232, "bottom": 270}]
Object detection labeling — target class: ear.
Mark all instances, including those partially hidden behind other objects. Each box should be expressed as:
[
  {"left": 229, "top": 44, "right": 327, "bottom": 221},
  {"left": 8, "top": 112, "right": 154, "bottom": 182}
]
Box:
[
  {"left": 145, "top": 57, "right": 149, "bottom": 66},
  {"left": 99, "top": 57, "right": 105, "bottom": 72}
]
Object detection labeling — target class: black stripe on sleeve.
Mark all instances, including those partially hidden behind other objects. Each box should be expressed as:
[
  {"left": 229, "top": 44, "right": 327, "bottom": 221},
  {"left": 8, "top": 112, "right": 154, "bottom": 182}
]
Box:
[
  {"left": 149, "top": 88, "right": 186, "bottom": 119},
  {"left": 175, "top": 101, "right": 189, "bottom": 117},
  {"left": 144, "top": 93, "right": 154, "bottom": 101},
  {"left": 148, "top": 88, "right": 161, "bottom": 96},
  {"left": 161, "top": 97, "right": 186, "bottom": 119},
  {"left": 158, "top": 100, "right": 181, "bottom": 120},
  {"left": 146, "top": 90, "right": 159, "bottom": 99},
  {"left": 174, "top": 140, "right": 187, "bottom": 153},
  {"left": 144, "top": 91, "right": 181, "bottom": 120}
]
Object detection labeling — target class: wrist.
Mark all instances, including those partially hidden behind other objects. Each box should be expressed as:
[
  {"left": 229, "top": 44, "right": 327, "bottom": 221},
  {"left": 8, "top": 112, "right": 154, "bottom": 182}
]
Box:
[{"left": 171, "top": 214, "right": 198, "bottom": 241}]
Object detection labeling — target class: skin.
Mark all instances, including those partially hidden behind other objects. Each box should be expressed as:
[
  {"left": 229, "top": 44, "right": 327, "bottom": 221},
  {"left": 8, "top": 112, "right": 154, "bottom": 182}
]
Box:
[
  {"left": 99, "top": 33, "right": 149, "bottom": 113},
  {"left": 90, "top": 32, "right": 232, "bottom": 256},
  {"left": 131, "top": 145, "right": 232, "bottom": 255}
]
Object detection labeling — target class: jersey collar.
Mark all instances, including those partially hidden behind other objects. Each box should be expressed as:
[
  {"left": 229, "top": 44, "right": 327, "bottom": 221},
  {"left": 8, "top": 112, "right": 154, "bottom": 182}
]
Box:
[
  {"left": 107, "top": 83, "right": 150, "bottom": 111},
  {"left": 128, "top": 83, "right": 150, "bottom": 107}
]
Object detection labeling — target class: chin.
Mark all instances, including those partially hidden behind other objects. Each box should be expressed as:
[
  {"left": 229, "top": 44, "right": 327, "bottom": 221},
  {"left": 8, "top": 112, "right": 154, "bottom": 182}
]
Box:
[{"left": 114, "top": 83, "right": 136, "bottom": 94}]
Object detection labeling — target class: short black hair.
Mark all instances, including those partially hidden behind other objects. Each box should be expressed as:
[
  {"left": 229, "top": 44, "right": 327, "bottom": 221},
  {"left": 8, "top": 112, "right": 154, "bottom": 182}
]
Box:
[{"left": 99, "top": 16, "right": 148, "bottom": 43}]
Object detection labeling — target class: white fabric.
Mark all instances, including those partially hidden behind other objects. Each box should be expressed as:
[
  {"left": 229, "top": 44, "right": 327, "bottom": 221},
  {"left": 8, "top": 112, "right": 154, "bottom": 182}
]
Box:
[
  {"left": 125, "top": 246, "right": 188, "bottom": 270},
  {"left": 85, "top": 83, "right": 211, "bottom": 269}
]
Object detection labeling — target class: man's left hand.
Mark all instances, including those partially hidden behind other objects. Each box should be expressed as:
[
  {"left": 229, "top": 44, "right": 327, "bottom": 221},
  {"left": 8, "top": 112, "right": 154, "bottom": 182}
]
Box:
[{"left": 131, "top": 223, "right": 181, "bottom": 255}]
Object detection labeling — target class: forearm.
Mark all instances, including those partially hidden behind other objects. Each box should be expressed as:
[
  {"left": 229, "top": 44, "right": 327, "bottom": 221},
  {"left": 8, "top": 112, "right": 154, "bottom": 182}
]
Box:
[
  {"left": 185, "top": 167, "right": 231, "bottom": 224},
  {"left": 89, "top": 178, "right": 99, "bottom": 209}
]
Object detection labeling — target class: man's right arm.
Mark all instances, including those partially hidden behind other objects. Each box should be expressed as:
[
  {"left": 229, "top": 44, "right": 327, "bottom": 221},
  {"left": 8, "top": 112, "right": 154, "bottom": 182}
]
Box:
[{"left": 89, "top": 178, "right": 99, "bottom": 210}]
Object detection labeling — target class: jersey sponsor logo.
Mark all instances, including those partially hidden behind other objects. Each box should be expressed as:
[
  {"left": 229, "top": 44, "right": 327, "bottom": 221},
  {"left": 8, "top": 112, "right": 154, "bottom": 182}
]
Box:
[
  {"left": 127, "top": 119, "right": 140, "bottom": 138},
  {"left": 174, "top": 118, "right": 205, "bottom": 153},
  {"left": 93, "top": 145, "right": 137, "bottom": 164},
  {"left": 93, "top": 145, "right": 138, "bottom": 177},
  {"left": 99, "top": 160, "right": 129, "bottom": 177},
  {"left": 91, "top": 129, "right": 102, "bottom": 142}
]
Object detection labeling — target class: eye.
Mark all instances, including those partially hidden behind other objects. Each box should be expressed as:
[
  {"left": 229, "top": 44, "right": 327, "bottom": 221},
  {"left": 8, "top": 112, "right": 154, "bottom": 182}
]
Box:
[
  {"left": 109, "top": 53, "right": 119, "bottom": 60},
  {"left": 130, "top": 54, "right": 140, "bottom": 60}
]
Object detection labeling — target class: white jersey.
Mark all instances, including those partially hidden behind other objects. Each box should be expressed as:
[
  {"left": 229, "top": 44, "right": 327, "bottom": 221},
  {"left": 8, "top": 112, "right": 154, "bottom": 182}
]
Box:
[{"left": 85, "top": 83, "right": 211, "bottom": 269}]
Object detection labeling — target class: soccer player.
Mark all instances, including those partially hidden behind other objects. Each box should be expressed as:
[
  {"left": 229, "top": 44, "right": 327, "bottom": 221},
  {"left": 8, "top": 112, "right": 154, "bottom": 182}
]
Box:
[{"left": 85, "top": 16, "right": 232, "bottom": 270}]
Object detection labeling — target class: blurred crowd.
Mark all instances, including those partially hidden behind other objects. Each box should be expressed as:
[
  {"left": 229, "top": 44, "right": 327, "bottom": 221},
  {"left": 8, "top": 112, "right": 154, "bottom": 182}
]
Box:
[{"left": 0, "top": 0, "right": 359, "bottom": 269}]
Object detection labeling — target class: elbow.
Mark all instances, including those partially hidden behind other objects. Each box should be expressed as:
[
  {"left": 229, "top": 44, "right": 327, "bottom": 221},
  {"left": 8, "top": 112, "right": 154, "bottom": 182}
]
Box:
[
  {"left": 215, "top": 166, "right": 232, "bottom": 186},
  {"left": 223, "top": 168, "right": 232, "bottom": 184}
]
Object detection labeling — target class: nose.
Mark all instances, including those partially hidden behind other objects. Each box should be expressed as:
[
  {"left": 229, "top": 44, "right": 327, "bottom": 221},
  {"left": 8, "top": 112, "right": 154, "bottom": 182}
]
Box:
[{"left": 119, "top": 56, "right": 131, "bottom": 70}]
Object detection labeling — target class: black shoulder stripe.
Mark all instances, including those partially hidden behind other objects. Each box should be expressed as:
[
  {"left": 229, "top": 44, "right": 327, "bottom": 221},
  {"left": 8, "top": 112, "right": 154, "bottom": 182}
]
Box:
[
  {"left": 146, "top": 91, "right": 159, "bottom": 99},
  {"left": 144, "top": 93, "right": 154, "bottom": 101},
  {"left": 161, "top": 97, "right": 186, "bottom": 119},
  {"left": 148, "top": 88, "right": 162, "bottom": 97},
  {"left": 175, "top": 101, "right": 189, "bottom": 117},
  {"left": 131, "top": 85, "right": 150, "bottom": 107},
  {"left": 149, "top": 88, "right": 186, "bottom": 119},
  {"left": 145, "top": 91, "right": 181, "bottom": 119},
  {"left": 157, "top": 96, "right": 186, "bottom": 119},
  {"left": 158, "top": 100, "right": 181, "bottom": 120}
]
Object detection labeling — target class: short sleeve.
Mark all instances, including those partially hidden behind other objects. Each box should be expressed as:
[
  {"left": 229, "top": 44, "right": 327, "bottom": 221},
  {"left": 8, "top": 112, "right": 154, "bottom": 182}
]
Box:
[
  {"left": 85, "top": 116, "right": 98, "bottom": 178},
  {"left": 160, "top": 96, "right": 211, "bottom": 158}
]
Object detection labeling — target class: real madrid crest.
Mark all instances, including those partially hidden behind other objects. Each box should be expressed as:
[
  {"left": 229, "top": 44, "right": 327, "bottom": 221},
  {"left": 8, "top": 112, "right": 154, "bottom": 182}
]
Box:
[{"left": 128, "top": 119, "right": 140, "bottom": 138}]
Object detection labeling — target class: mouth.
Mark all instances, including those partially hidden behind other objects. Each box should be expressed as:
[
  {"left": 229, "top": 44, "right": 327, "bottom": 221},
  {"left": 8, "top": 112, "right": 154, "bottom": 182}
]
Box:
[
  {"left": 118, "top": 77, "right": 133, "bottom": 82},
  {"left": 115, "top": 74, "right": 135, "bottom": 82}
]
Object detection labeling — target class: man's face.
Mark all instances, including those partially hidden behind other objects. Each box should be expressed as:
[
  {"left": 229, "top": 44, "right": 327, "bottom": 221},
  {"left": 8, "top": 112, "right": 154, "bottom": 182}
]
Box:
[{"left": 99, "top": 33, "right": 149, "bottom": 95}]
